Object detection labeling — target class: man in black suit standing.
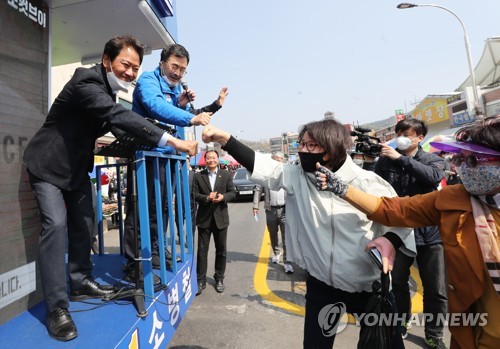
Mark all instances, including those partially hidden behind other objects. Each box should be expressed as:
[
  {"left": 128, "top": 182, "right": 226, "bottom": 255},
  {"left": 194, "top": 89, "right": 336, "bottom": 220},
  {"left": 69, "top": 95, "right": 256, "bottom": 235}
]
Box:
[
  {"left": 23, "top": 35, "right": 197, "bottom": 342},
  {"left": 193, "top": 150, "right": 236, "bottom": 295}
]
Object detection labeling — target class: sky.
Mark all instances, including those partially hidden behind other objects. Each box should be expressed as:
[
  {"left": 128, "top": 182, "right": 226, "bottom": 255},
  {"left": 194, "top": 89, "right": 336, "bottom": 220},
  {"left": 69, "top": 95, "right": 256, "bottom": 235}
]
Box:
[{"left": 142, "top": 0, "right": 500, "bottom": 141}]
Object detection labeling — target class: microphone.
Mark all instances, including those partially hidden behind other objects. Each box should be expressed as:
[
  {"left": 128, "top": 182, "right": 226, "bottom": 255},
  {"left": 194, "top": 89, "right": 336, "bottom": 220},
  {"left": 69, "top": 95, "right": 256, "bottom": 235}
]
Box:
[{"left": 180, "top": 79, "right": 195, "bottom": 111}]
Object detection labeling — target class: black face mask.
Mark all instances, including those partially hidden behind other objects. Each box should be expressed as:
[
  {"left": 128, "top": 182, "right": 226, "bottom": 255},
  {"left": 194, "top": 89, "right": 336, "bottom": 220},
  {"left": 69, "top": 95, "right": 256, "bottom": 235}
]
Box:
[{"left": 298, "top": 152, "right": 328, "bottom": 173}]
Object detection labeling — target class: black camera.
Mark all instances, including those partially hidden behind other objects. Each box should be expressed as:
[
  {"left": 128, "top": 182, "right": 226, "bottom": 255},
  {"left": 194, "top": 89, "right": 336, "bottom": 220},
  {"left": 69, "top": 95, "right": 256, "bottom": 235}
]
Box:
[{"left": 350, "top": 127, "right": 382, "bottom": 157}]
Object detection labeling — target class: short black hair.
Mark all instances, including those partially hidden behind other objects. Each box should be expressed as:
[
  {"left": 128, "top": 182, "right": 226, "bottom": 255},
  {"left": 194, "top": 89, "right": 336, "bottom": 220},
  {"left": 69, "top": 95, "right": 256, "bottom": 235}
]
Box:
[
  {"left": 204, "top": 150, "right": 219, "bottom": 159},
  {"left": 160, "top": 44, "right": 190, "bottom": 63},
  {"left": 103, "top": 35, "right": 145, "bottom": 64},
  {"left": 395, "top": 118, "right": 427, "bottom": 137}
]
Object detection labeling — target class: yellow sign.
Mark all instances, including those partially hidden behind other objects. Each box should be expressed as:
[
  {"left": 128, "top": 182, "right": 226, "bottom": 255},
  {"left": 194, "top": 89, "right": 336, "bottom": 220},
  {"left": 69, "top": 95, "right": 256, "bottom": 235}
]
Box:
[
  {"left": 411, "top": 97, "right": 449, "bottom": 125},
  {"left": 94, "top": 155, "right": 106, "bottom": 165}
]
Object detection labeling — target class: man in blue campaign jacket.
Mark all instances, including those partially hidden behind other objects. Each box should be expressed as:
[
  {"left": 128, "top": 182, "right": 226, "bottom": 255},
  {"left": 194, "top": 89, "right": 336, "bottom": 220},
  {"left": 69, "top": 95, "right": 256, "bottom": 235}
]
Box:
[
  {"left": 374, "top": 118, "right": 448, "bottom": 349},
  {"left": 123, "top": 44, "right": 229, "bottom": 277},
  {"left": 23, "top": 36, "right": 197, "bottom": 342},
  {"left": 132, "top": 48, "right": 228, "bottom": 126}
]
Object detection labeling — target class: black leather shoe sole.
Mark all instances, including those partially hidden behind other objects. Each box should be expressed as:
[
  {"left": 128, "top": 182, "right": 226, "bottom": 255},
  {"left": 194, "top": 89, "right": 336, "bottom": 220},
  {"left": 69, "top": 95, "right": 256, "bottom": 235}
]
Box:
[
  {"left": 69, "top": 285, "right": 115, "bottom": 301},
  {"left": 69, "top": 292, "right": 113, "bottom": 301},
  {"left": 48, "top": 328, "right": 78, "bottom": 342}
]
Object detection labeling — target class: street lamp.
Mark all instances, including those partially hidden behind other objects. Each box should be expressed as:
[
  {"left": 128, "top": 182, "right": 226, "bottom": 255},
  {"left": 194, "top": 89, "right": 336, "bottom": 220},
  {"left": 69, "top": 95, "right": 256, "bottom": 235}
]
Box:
[{"left": 396, "top": 3, "right": 482, "bottom": 117}]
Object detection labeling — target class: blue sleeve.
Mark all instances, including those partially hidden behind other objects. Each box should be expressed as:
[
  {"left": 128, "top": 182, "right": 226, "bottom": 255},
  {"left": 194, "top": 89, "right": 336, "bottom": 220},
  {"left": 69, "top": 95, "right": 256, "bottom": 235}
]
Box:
[{"left": 133, "top": 72, "right": 192, "bottom": 126}]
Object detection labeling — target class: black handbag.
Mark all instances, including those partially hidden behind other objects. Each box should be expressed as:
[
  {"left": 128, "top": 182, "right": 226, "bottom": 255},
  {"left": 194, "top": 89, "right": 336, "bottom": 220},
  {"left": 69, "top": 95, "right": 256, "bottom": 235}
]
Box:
[{"left": 357, "top": 272, "right": 395, "bottom": 349}]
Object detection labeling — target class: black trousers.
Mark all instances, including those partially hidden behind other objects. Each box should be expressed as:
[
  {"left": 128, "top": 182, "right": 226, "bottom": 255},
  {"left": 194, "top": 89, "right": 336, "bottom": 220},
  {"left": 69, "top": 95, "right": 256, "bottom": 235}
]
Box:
[
  {"left": 391, "top": 244, "right": 448, "bottom": 338},
  {"left": 123, "top": 158, "right": 167, "bottom": 263},
  {"left": 303, "top": 274, "right": 404, "bottom": 349},
  {"left": 196, "top": 219, "right": 228, "bottom": 283}
]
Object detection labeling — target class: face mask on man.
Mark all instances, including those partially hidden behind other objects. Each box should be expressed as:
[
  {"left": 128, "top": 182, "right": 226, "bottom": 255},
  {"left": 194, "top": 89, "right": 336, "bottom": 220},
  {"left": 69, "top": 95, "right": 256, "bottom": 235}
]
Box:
[
  {"left": 298, "top": 152, "right": 328, "bottom": 173},
  {"left": 160, "top": 64, "right": 179, "bottom": 87},
  {"left": 456, "top": 163, "right": 500, "bottom": 195},
  {"left": 162, "top": 74, "right": 178, "bottom": 87},
  {"left": 106, "top": 66, "right": 132, "bottom": 92},
  {"left": 395, "top": 136, "right": 416, "bottom": 151},
  {"left": 352, "top": 158, "right": 364, "bottom": 168}
]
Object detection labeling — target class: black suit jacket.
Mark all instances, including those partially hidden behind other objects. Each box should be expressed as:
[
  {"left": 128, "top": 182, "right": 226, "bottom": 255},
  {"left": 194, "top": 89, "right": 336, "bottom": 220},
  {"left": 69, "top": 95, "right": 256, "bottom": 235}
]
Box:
[
  {"left": 24, "top": 64, "right": 166, "bottom": 190},
  {"left": 194, "top": 169, "right": 237, "bottom": 229}
]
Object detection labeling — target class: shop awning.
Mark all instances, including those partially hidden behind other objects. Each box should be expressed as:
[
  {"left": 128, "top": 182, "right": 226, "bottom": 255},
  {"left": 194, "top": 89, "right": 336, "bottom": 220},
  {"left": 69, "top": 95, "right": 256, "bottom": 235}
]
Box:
[{"left": 458, "top": 36, "right": 500, "bottom": 90}]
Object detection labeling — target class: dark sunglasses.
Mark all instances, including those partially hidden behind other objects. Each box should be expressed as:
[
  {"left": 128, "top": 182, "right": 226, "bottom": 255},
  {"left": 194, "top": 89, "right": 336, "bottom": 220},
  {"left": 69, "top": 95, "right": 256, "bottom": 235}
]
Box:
[{"left": 451, "top": 154, "right": 499, "bottom": 168}]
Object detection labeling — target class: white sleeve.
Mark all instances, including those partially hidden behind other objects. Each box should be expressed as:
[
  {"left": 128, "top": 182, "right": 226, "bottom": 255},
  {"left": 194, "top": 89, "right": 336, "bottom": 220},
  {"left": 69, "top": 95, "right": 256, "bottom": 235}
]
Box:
[{"left": 158, "top": 132, "right": 171, "bottom": 146}]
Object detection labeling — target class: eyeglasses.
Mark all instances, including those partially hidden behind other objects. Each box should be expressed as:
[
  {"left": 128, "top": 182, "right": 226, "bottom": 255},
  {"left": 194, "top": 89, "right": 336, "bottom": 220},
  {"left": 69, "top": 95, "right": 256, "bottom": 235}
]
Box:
[
  {"left": 298, "top": 141, "right": 320, "bottom": 152},
  {"left": 451, "top": 154, "right": 499, "bottom": 168},
  {"left": 164, "top": 61, "right": 187, "bottom": 76}
]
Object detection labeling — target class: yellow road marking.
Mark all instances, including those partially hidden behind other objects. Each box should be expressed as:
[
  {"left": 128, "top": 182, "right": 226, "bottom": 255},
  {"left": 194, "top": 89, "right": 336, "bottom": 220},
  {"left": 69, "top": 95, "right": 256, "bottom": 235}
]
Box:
[
  {"left": 410, "top": 265, "right": 424, "bottom": 313},
  {"left": 253, "top": 228, "right": 305, "bottom": 316},
  {"left": 253, "top": 228, "right": 423, "bottom": 318}
]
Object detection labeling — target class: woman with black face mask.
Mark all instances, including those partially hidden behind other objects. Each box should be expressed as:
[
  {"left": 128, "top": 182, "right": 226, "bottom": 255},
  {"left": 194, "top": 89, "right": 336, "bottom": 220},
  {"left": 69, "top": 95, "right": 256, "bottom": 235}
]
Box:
[
  {"left": 201, "top": 119, "right": 415, "bottom": 349},
  {"left": 315, "top": 116, "right": 500, "bottom": 349}
]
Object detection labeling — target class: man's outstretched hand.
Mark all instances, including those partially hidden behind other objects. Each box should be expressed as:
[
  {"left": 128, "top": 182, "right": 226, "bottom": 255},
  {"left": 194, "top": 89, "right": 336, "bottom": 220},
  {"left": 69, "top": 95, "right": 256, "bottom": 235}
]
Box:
[
  {"left": 170, "top": 138, "right": 198, "bottom": 156},
  {"left": 216, "top": 87, "right": 229, "bottom": 107}
]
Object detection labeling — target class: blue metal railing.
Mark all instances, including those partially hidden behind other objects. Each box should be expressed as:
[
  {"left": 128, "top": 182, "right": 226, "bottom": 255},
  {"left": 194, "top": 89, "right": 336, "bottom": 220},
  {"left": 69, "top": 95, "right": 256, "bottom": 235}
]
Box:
[{"left": 94, "top": 151, "right": 194, "bottom": 299}]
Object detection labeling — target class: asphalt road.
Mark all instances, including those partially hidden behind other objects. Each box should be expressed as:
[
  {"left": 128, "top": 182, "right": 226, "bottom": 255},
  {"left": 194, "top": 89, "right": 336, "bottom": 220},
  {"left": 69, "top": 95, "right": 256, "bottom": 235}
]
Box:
[{"left": 163, "top": 200, "right": 451, "bottom": 349}]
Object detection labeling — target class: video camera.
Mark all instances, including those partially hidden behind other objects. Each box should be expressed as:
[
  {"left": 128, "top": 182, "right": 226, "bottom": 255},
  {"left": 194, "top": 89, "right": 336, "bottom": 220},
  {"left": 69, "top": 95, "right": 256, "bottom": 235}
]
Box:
[{"left": 350, "top": 127, "right": 382, "bottom": 157}]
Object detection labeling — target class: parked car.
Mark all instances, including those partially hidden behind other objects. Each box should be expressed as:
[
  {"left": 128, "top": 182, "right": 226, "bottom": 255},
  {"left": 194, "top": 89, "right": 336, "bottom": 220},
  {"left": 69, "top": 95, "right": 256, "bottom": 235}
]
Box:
[{"left": 232, "top": 167, "right": 260, "bottom": 200}]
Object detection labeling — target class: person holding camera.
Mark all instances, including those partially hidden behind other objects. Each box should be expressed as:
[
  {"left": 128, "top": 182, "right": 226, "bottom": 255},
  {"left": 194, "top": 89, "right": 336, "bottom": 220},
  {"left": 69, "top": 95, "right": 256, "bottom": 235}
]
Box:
[
  {"left": 374, "top": 118, "right": 447, "bottom": 348},
  {"left": 314, "top": 115, "right": 500, "bottom": 349}
]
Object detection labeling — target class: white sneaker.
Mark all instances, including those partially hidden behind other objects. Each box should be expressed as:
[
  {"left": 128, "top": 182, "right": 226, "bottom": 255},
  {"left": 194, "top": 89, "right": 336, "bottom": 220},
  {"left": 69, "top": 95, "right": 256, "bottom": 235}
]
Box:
[
  {"left": 284, "top": 263, "right": 294, "bottom": 274},
  {"left": 271, "top": 253, "right": 281, "bottom": 263}
]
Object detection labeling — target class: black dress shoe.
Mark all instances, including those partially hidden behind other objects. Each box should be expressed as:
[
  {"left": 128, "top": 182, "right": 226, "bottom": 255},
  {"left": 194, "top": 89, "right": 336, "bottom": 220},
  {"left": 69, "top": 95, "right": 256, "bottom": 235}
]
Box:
[
  {"left": 195, "top": 281, "right": 206, "bottom": 296},
  {"left": 215, "top": 280, "right": 225, "bottom": 293},
  {"left": 152, "top": 254, "right": 172, "bottom": 270},
  {"left": 69, "top": 278, "right": 115, "bottom": 301},
  {"left": 46, "top": 307, "right": 78, "bottom": 341},
  {"left": 123, "top": 263, "right": 162, "bottom": 285}
]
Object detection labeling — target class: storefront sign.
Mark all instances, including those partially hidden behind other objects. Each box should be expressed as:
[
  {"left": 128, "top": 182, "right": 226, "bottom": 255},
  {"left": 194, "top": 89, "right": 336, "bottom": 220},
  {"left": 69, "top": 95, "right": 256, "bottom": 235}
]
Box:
[
  {"left": 7, "top": 0, "right": 47, "bottom": 28},
  {"left": 451, "top": 111, "right": 476, "bottom": 127},
  {"left": 411, "top": 97, "right": 449, "bottom": 125}
]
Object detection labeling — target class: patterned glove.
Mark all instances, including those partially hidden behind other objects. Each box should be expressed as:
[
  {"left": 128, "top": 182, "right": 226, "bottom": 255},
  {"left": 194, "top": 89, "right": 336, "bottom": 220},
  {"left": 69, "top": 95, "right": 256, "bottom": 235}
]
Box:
[{"left": 314, "top": 165, "right": 349, "bottom": 197}]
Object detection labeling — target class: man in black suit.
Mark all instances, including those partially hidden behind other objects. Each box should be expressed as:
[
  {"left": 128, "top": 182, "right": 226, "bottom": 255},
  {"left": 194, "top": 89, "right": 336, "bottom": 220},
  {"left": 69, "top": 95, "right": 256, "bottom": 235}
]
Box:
[
  {"left": 193, "top": 150, "right": 236, "bottom": 294},
  {"left": 23, "top": 35, "right": 197, "bottom": 342}
]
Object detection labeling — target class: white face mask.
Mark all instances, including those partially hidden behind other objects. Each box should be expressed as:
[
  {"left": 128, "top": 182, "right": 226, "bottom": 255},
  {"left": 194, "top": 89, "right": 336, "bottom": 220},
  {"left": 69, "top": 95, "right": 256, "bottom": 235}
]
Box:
[
  {"left": 352, "top": 158, "right": 364, "bottom": 167},
  {"left": 106, "top": 66, "right": 132, "bottom": 92},
  {"left": 395, "top": 136, "right": 415, "bottom": 151},
  {"left": 160, "top": 65, "right": 179, "bottom": 87}
]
